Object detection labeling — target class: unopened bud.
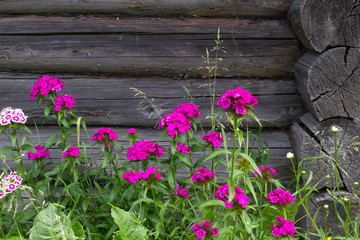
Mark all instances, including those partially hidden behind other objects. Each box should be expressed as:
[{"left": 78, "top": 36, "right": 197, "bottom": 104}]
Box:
[
  {"left": 343, "top": 197, "right": 349, "bottom": 202},
  {"left": 286, "top": 152, "right": 294, "bottom": 159},
  {"left": 326, "top": 175, "right": 330, "bottom": 179},
  {"left": 301, "top": 170, "right": 306, "bottom": 174},
  {"left": 354, "top": 182, "right": 358, "bottom": 186},
  {"left": 331, "top": 126, "right": 340, "bottom": 133},
  {"left": 324, "top": 204, "right": 329, "bottom": 209}
]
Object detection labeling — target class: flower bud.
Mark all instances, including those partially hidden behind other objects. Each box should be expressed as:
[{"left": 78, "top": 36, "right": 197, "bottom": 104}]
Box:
[
  {"left": 331, "top": 125, "right": 340, "bottom": 133},
  {"left": 286, "top": 152, "right": 294, "bottom": 159},
  {"left": 324, "top": 204, "right": 329, "bottom": 209},
  {"left": 354, "top": 182, "right": 358, "bottom": 186},
  {"left": 301, "top": 170, "right": 306, "bottom": 174},
  {"left": 343, "top": 197, "right": 349, "bottom": 202},
  {"left": 325, "top": 175, "right": 330, "bottom": 179}
]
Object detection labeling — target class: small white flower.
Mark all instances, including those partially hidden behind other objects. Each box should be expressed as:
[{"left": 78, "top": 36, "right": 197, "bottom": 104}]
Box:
[
  {"left": 324, "top": 204, "right": 329, "bottom": 209},
  {"left": 286, "top": 152, "right": 294, "bottom": 159},
  {"left": 331, "top": 125, "right": 340, "bottom": 133},
  {"left": 343, "top": 197, "right": 349, "bottom": 202}
]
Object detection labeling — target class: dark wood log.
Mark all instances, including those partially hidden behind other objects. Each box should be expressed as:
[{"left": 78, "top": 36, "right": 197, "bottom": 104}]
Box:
[
  {"left": 0, "top": 0, "right": 292, "bottom": 17},
  {"left": 297, "top": 190, "right": 360, "bottom": 240},
  {"left": 0, "top": 16, "right": 294, "bottom": 39},
  {"left": 0, "top": 126, "right": 293, "bottom": 181},
  {"left": 0, "top": 73, "right": 304, "bottom": 128},
  {"left": 289, "top": 0, "right": 360, "bottom": 52},
  {"left": 0, "top": 34, "right": 299, "bottom": 78},
  {"left": 294, "top": 48, "right": 360, "bottom": 122},
  {"left": 291, "top": 112, "right": 360, "bottom": 191}
]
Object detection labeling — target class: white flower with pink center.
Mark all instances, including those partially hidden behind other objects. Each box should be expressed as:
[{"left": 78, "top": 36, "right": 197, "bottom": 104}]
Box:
[{"left": 0, "top": 107, "right": 28, "bottom": 126}]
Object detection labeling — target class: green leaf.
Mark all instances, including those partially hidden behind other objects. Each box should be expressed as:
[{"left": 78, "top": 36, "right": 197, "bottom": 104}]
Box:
[
  {"left": 71, "top": 221, "right": 85, "bottom": 239},
  {"left": 21, "top": 144, "right": 36, "bottom": 153},
  {"left": 45, "top": 133, "right": 60, "bottom": 149},
  {"left": 0, "top": 146, "right": 14, "bottom": 154},
  {"left": 228, "top": 179, "right": 235, "bottom": 203},
  {"left": 60, "top": 117, "right": 69, "bottom": 128},
  {"left": 44, "top": 105, "right": 51, "bottom": 118},
  {"left": 111, "top": 205, "right": 149, "bottom": 240},
  {"left": 199, "top": 200, "right": 225, "bottom": 209},
  {"left": 29, "top": 203, "right": 77, "bottom": 240}
]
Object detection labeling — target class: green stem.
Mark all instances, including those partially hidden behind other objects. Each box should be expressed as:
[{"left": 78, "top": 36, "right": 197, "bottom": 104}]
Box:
[
  {"left": 230, "top": 128, "right": 237, "bottom": 180},
  {"left": 232, "top": 214, "right": 237, "bottom": 240},
  {"left": 152, "top": 187, "right": 164, "bottom": 227}
]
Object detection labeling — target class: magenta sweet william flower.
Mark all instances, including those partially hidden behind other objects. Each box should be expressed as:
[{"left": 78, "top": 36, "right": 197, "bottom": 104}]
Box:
[
  {"left": 122, "top": 170, "right": 142, "bottom": 184},
  {"left": 215, "top": 184, "right": 248, "bottom": 209},
  {"left": 174, "top": 185, "right": 190, "bottom": 198},
  {"left": 217, "top": 88, "right": 258, "bottom": 115},
  {"left": 191, "top": 168, "right": 215, "bottom": 184},
  {"left": 0, "top": 171, "right": 22, "bottom": 199},
  {"left": 91, "top": 128, "right": 118, "bottom": 147},
  {"left": 28, "top": 145, "right": 50, "bottom": 160},
  {"left": 127, "top": 140, "right": 163, "bottom": 161},
  {"left": 128, "top": 128, "right": 136, "bottom": 134},
  {"left": 191, "top": 221, "right": 218, "bottom": 239},
  {"left": 53, "top": 95, "right": 76, "bottom": 111},
  {"left": 268, "top": 189, "right": 294, "bottom": 206},
  {"left": 202, "top": 131, "right": 224, "bottom": 148},
  {"left": 123, "top": 166, "right": 162, "bottom": 184},
  {"left": 271, "top": 216, "right": 296, "bottom": 237},
  {"left": 175, "top": 142, "right": 191, "bottom": 154},
  {"left": 158, "top": 112, "right": 191, "bottom": 138},
  {"left": 0, "top": 107, "right": 28, "bottom": 126},
  {"left": 62, "top": 146, "right": 79, "bottom": 158},
  {"left": 30, "top": 76, "right": 65, "bottom": 100},
  {"left": 173, "top": 103, "right": 200, "bottom": 120},
  {"left": 254, "top": 166, "right": 277, "bottom": 180}
]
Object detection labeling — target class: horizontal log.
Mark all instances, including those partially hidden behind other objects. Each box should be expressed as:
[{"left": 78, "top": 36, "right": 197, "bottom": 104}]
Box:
[
  {"left": 0, "top": 73, "right": 304, "bottom": 128},
  {"left": 0, "top": 0, "right": 292, "bottom": 17},
  {"left": 0, "top": 34, "right": 299, "bottom": 77},
  {"left": 0, "top": 126, "right": 293, "bottom": 181},
  {"left": 0, "top": 16, "right": 294, "bottom": 39}
]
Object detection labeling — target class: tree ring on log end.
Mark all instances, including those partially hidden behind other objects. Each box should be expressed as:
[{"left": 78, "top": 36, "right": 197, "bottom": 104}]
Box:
[
  {"left": 289, "top": 0, "right": 360, "bottom": 52},
  {"left": 291, "top": 112, "right": 360, "bottom": 192},
  {"left": 295, "top": 48, "right": 360, "bottom": 122}
]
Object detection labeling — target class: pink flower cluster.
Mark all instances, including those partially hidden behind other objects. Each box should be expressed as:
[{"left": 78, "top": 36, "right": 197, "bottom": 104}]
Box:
[
  {"left": 254, "top": 166, "right": 277, "bottom": 180},
  {"left": 215, "top": 184, "right": 248, "bottom": 209},
  {"left": 0, "top": 172, "right": 22, "bottom": 199},
  {"left": 191, "top": 168, "right": 215, "bottom": 184},
  {"left": 202, "top": 132, "right": 224, "bottom": 148},
  {"left": 217, "top": 88, "right": 258, "bottom": 115},
  {"left": 174, "top": 185, "right": 190, "bottom": 198},
  {"left": 271, "top": 217, "right": 296, "bottom": 237},
  {"left": 91, "top": 128, "right": 118, "bottom": 147},
  {"left": 53, "top": 95, "right": 76, "bottom": 111},
  {"left": 123, "top": 166, "right": 162, "bottom": 184},
  {"left": 158, "top": 112, "right": 191, "bottom": 138},
  {"left": 30, "top": 76, "right": 65, "bottom": 100},
  {"left": 191, "top": 221, "right": 219, "bottom": 239},
  {"left": 173, "top": 103, "right": 200, "bottom": 120},
  {"left": 127, "top": 140, "right": 163, "bottom": 161},
  {"left": 0, "top": 107, "right": 27, "bottom": 126},
  {"left": 128, "top": 128, "right": 136, "bottom": 134},
  {"left": 175, "top": 142, "right": 191, "bottom": 154},
  {"left": 268, "top": 189, "right": 295, "bottom": 206},
  {"left": 62, "top": 146, "right": 80, "bottom": 158},
  {"left": 28, "top": 145, "right": 50, "bottom": 160}
]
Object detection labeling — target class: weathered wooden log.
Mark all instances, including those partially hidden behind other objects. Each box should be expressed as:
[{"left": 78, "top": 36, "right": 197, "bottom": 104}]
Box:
[
  {"left": 294, "top": 48, "right": 360, "bottom": 122},
  {"left": 0, "top": 16, "right": 294, "bottom": 39},
  {"left": 0, "top": 34, "right": 299, "bottom": 78},
  {"left": 0, "top": 0, "right": 292, "bottom": 17},
  {"left": 0, "top": 73, "right": 304, "bottom": 128},
  {"left": 0, "top": 126, "right": 293, "bottom": 181},
  {"left": 297, "top": 190, "right": 360, "bottom": 239},
  {"left": 289, "top": 0, "right": 360, "bottom": 52},
  {"left": 291, "top": 112, "right": 360, "bottom": 191}
]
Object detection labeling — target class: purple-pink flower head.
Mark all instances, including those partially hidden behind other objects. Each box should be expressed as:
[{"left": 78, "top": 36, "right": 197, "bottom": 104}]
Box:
[
  {"left": 30, "top": 76, "right": 65, "bottom": 100},
  {"left": 0, "top": 171, "right": 22, "bottom": 199},
  {"left": 268, "top": 189, "right": 294, "bottom": 206},
  {"left": 174, "top": 185, "right": 190, "bottom": 198},
  {"left": 202, "top": 131, "right": 224, "bottom": 148},
  {"left": 0, "top": 107, "right": 28, "bottom": 126},
  {"left": 126, "top": 140, "right": 163, "bottom": 161},
  {"left": 123, "top": 166, "right": 162, "bottom": 184},
  {"left": 271, "top": 216, "right": 296, "bottom": 237},
  {"left": 214, "top": 184, "right": 248, "bottom": 209},
  {"left": 217, "top": 88, "right": 258, "bottom": 116},
  {"left": 173, "top": 103, "right": 200, "bottom": 120},
  {"left": 158, "top": 112, "right": 191, "bottom": 138},
  {"left": 175, "top": 142, "right": 192, "bottom": 154},
  {"left": 191, "top": 168, "right": 215, "bottom": 185},
  {"left": 128, "top": 128, "right": 136, "bottom": 134},
  {"left": 28, "top": 145, "right": 50, "bottom": 160},
  {"left": 254, "top": 166, "right": 277, "bottom": 181},
  {"left": 91, "top": 128, "right": 118, "bottom": 147},
  {"left": 53, "top": 95, "right": 76, "bottom": 112},
  {"left": 122, "top": 170, "right": 142, "bottom": 184},
  {"left": 62, "top": 146, "right": 80, "bottom": 158},
  {"left": 190, "top": 221, "right": 218, "bottom": 239}
]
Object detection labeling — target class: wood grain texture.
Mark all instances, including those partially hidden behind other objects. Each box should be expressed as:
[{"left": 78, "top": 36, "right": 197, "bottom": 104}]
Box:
[
  {"left": 0, "top": 0, "right": 292, "bottom": 17},
  {"left": 290, "top": 112, "right": 360, "bottom": 191},
  {"left": 0, "top": 73, "right": 304, "bottom": 128},
  {"left": 0, "top": 34, "right": 299, "bottom": 78},
  {"left": 294, "top": 48, "right": 360, "bottom": 122},
  {"left": 0, "top": 16, "right": 294, "bottom": 38},
  {"left": 0, "top": 126, "right": 293, "bottom": 181},
  {"left": 289, "top": 0, "right": 360, "bottom": 52}
]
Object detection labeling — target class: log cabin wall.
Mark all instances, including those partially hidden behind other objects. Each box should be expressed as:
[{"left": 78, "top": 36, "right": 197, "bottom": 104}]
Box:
[{"left": 0, "top": 1, "right": 303, "bottom": 180}]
